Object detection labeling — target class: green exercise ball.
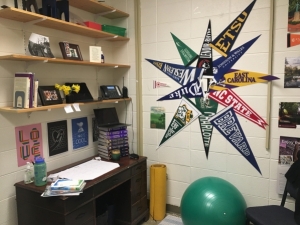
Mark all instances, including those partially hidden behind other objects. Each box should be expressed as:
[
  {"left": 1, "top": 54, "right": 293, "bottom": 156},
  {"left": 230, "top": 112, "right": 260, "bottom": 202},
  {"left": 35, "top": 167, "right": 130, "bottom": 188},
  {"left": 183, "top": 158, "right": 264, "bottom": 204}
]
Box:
[{"left": 180, "top": 177, "right": 246, "bottom": 225}]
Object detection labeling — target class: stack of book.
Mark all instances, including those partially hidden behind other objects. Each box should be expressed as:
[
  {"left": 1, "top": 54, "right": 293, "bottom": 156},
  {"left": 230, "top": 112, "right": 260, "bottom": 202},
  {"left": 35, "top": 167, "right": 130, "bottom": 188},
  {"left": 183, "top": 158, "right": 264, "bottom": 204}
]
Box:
[
  {"left": 98, "top": 126, "right": 129, "bottom": 160},
  {"left": 41, "top": 179, "right": 86, "bottom": 197},
  {"left": 13, "top": 72, "right": 38, "bottom": 109}
]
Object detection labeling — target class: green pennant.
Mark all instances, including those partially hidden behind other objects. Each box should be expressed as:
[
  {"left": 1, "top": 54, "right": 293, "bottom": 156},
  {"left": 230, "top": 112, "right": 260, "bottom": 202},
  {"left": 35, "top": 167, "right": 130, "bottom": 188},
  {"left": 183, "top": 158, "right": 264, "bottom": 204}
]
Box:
[
  {"left": 158, "top": 96, "right": 201, "bottom": 148},
  {"left": 171, "top": 33, "right": 198, "bottom": 67},
  {"left": 195, "top": 97, "right": 218, "bottom": 158}
]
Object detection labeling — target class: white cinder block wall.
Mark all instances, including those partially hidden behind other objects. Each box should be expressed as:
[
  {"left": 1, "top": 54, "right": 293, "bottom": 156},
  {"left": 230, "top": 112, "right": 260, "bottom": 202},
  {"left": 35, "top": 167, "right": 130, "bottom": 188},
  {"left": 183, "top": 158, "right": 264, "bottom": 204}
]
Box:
[
  {"left": 141, "top": 0, "right": 299, "bottom": 210},
  {"left": 0, "top": 0, "right": 136, "bottom": 224}
]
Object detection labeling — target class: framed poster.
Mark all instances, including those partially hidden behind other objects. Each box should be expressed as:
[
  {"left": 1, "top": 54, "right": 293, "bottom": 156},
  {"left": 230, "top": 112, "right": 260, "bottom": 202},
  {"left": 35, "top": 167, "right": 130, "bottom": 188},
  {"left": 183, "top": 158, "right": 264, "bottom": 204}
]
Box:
[
  {"left": 15, "top": 123, "right": 44, "bottom": 167},
  {"left": 47, "top": 120, "right": 68, "bottom": 156},
  {"left": 72, "top": 117, "right": 88, "bottom": 149}
]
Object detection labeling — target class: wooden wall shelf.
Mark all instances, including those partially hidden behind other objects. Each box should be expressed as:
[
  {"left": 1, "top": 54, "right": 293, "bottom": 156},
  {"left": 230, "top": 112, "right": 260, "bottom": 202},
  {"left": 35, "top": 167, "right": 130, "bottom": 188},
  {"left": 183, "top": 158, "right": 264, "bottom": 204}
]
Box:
[
  {"left": 0, "top": 8, "right": 129, "bottom": 41},
  {"left": 69, "top": 0, "right": 129, "bottom": 19},
  {"left": 0, "top": 98, "right": 131, "bottom": 113},
  {"left": 0, "top": 54, "right": 130, "bottom": 68}
]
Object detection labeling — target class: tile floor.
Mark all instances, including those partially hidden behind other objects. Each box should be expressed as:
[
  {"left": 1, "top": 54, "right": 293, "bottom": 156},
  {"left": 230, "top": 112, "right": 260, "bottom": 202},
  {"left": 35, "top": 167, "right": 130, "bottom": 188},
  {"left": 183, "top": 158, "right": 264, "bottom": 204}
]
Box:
[{"left": 140, "top": 213, "right": 181, "bottom": 225}]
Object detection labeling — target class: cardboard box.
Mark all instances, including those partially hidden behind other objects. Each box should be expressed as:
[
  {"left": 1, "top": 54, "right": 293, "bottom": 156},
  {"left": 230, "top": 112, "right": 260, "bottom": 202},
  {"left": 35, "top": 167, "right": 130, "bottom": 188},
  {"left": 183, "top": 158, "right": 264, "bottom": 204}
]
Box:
[{"left": 84, "top": 21, "right": 102, "bottom": 30}]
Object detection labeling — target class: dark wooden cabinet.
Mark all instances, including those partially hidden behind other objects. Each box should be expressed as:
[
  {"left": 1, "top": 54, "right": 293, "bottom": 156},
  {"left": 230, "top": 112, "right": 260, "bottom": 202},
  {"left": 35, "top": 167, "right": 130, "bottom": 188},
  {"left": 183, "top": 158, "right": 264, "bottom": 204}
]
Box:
[{"left": 15, "top": 156, "right": 149, "bottom": 225}]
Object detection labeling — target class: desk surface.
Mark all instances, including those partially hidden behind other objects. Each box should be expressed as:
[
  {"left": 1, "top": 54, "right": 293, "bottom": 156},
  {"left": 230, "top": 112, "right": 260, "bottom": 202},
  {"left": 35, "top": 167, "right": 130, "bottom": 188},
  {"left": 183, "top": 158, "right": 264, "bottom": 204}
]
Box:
[{"left": 15, "top": 155, "right": 147, "bottom": 197}]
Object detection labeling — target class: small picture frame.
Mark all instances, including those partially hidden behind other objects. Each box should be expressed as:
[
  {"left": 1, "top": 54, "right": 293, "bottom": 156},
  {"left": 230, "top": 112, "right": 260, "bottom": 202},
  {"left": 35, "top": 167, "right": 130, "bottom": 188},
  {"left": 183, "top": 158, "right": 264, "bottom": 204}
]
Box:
[
  {"left": 59, "top": 42, "right": 83, "bottom": 61},
  {"left": 38, "top": 86, "right": 63, "bottom": 106}
]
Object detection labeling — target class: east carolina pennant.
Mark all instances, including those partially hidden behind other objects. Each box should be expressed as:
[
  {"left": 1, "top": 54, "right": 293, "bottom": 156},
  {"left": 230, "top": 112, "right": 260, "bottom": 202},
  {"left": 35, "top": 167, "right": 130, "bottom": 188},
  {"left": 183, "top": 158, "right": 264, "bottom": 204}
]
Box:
[
  {"left": 208, "top": 89, "right": 268, "bottom": 129},
  {"left": 158, "top": 96, "right": 201, "bottom": 149},
  {"left": 145, "top": 59, "right": 203, "bottom": 86},
  {"left": 196, "top": 20, "right": 213, "bottom": 76},
  {"left": 195, "top": 97, "right": 218, "bottom": 158},
  {"left": 209, "top": 70, "right": 280, "bottom": 91},
  {"left": 209, "top": 106, "right": 261, "bottom": 174},
  {"left": 171, "top": 33, "right": 198, "bottom": 66},
  {"left": 210, "top": 0, "right": 256, "bottom": 57}
]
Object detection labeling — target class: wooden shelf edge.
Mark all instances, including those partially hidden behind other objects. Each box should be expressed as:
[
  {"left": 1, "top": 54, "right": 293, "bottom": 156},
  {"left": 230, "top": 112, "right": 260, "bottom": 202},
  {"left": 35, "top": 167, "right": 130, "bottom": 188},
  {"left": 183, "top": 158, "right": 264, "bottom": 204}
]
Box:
[
  {"left": 0, "top": 98, "right": 131, "bottom": 113},
  {"left": 0, "top": 8, "right": 129, "bottom": 40},
  {"left": 0, "top": 54, "right": 130, "bottom": 68},
  {"left": 69, "top": 0, "right": 129, "bottom": 19}
]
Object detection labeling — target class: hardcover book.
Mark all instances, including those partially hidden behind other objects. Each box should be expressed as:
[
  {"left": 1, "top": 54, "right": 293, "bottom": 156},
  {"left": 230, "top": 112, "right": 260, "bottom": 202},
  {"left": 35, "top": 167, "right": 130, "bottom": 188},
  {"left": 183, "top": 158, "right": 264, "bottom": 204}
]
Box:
[
  {"left": 15, "top": 72, "right": 35, "bottom": 108},
  {"left": 98, "top": 137, "right": 128, "bottom": 143},
  {"left": 98, "top": 143, "right": 129, "bottom": 150},
  {"left": 98, "top": 139, "right": 129, "bottom": 147},
  {"left": 13, "top": 77, "right": 30, "bottom": 108},
  {"left": 99, "top": 129, "right": 128, "bottom": 136},
  {"left": 97, "top": 125, "right": 127, "bottom": 132},
  {"left": 99, "top": 133, "right": 128, "bottom": 139},
  {"left": 50, "top": 179, "right": 85, "bottom": 191}
]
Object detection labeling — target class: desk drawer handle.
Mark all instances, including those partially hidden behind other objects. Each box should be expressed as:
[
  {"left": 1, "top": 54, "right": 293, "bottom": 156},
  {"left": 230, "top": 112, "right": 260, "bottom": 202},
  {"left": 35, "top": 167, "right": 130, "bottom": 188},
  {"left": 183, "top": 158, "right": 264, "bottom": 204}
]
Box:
[{"left": 75, "top": 212, "right": 86, "bottom": 220}]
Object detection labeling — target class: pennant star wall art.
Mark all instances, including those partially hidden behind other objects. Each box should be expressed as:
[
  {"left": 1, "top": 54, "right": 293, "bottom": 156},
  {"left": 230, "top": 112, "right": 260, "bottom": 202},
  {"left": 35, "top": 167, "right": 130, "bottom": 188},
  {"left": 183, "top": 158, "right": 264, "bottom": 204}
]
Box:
[{"left": 146, "top": 0, "right": 279, "bottom": 174}]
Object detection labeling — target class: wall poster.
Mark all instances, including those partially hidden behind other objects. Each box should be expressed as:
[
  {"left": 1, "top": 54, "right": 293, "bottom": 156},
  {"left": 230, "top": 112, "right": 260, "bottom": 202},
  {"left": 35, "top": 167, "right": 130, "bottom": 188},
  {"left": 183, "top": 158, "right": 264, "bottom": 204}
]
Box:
[
  {"left": 47, "top": 120, "right": 68, "bottom": 156},
  {"left": 15, "top": 123, "right": 44, "bottom": 167},
  {"left": 278, "top": 102, "right": 300, "bottom": 128},
  {"left": 72, "top": 117, "right": 88, "bottom": 150}
]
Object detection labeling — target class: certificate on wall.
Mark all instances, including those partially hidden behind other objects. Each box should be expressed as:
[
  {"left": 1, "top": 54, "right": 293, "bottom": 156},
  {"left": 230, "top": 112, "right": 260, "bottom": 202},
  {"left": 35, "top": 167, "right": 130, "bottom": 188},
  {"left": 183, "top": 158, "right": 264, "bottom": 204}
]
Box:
[
  {"left": 15, "top": 123, "right": 44, "bottom": 167},
  {"left": 72, "top": 117, "right": 88, "bottom": 149}
]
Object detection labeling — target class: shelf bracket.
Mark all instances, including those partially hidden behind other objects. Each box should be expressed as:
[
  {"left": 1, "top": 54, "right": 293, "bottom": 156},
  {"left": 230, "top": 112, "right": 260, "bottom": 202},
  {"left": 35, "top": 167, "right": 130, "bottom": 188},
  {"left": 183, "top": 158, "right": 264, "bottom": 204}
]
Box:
[
  {"left": 95, "top": 9, "right": 116, "bottom": 18},
  {"left": 96, "top": 35, "right": 118, "bottom": 45},
  {"left": 25, "top": 59, "right": 49, "bottom": 71}
]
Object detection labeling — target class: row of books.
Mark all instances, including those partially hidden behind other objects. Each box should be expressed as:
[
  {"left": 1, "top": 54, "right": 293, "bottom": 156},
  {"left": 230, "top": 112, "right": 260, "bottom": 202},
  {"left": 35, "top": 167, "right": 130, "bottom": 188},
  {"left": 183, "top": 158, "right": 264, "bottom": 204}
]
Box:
[
  {"left": 13, "top": 72, "right": 38, "bottom": 109},
  {"left": 97, "top": 126, "right": 129, "bottom": 160},
  {"left": 41, "top": 179, "right": 86, "bottom": 197}
]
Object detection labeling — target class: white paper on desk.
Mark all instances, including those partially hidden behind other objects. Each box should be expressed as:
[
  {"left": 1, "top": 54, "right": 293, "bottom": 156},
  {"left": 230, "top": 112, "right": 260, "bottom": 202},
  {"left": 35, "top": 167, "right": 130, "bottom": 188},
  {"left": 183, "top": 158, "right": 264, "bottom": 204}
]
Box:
[{"left": 54, "top": 159, "right": 120, "bottom": 180}]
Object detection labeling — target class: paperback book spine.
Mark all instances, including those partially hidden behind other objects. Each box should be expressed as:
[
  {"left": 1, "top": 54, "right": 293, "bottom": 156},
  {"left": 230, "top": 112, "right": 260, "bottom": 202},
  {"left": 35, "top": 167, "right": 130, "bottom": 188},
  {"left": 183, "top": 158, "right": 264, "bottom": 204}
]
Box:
[
  {"left": 98, "top": 143, "right": 129, "bottom": 150},
  {"left": 99, "top": 133, "right": 128, "bottom": 139},
  {"left": 97, "top": 126, "right": 127, "bottom": 132},
  {"left": 98, "top": 137, "right": 129, "bottom": 143},
  {"left": 99, "top": 129, "right": 128, "bottom": 136}
]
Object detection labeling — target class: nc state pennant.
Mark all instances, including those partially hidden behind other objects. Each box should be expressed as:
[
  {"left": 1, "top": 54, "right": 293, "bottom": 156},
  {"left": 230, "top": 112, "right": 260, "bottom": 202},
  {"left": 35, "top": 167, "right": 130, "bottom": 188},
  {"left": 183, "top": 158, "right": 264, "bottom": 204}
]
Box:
[{"left": 208, "top": 89, "right": 268, "bottom": 129}]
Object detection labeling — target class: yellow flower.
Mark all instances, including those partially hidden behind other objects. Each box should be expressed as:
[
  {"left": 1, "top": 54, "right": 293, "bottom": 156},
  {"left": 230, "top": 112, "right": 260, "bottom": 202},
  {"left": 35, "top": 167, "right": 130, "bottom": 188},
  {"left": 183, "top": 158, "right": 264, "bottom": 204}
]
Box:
[{"left": 55, "top": 83, "right": 80, "bottom": 96}]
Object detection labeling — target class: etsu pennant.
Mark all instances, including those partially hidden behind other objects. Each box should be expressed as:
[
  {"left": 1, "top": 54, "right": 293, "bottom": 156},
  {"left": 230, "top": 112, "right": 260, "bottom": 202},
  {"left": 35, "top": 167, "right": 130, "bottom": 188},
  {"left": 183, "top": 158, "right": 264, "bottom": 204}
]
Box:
[{"left": 210, "top": 0, "right": 256, "bottom": 57}]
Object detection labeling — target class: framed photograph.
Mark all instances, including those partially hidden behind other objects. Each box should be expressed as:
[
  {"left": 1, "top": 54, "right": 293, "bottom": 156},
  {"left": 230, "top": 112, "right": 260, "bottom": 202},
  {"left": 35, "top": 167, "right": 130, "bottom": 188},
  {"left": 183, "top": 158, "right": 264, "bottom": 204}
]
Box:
[
  {"left": 38, "top": 86, "right": 63, "bottom": 106},
  {"left": 59, "top": 42, "right": 83, "bottom": 61},
  {"left": 28, "top": 33, "right": 54, "bottom": 58}
]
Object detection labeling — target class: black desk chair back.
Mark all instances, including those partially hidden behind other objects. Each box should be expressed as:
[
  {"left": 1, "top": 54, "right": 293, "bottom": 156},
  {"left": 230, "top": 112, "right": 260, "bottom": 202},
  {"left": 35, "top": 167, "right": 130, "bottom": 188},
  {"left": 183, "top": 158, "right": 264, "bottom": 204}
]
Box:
[{"left": 245, "top": 180, "right": 299, "bottom": 225}]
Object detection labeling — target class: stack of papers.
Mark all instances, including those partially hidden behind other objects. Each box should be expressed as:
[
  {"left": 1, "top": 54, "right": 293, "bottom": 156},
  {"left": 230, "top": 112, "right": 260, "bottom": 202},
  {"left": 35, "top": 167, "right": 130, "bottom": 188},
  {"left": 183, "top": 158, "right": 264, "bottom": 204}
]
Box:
[{"left": 41, "top": 179, "right": 86, "bottom": 197}]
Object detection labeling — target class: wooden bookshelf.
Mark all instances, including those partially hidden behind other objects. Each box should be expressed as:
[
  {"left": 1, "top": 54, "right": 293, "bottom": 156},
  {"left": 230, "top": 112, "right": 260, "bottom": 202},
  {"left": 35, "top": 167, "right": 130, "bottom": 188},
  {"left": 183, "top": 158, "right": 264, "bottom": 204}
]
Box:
[
  {"left": 0, "top": 54, "right": 130, "bottom": 68},
  {"left": 0, "top": 8, "right": 129, "bottom": 41},
  {"left": 69, "top": 0, "right": 129, "bottom": 19},
  {"left": 0, "top": 98, "right": 131, "bottom": 113}
]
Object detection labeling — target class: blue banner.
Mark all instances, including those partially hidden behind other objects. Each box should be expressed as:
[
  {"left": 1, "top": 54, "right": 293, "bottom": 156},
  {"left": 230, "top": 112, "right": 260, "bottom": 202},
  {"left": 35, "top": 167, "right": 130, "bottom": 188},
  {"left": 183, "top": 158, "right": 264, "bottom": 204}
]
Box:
[
  {"left": 209, "top": 106, "right": 261, "bottom": 174},
  {"left": 212, "top": 35, "right": 260, "bottom": 83},
  {"left": 72, "top": 117, "right": 88, "bottom": 150},
  {"left": 145, "top": 59, "right": 203, "bottom": 86}
]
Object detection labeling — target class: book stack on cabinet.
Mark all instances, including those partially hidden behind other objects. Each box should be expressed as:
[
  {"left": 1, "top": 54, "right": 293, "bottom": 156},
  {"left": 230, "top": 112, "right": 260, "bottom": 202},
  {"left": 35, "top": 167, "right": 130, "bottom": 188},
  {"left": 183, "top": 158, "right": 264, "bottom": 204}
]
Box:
[{"left": 97, "top": 126, "right": 129, "bottom": 160}]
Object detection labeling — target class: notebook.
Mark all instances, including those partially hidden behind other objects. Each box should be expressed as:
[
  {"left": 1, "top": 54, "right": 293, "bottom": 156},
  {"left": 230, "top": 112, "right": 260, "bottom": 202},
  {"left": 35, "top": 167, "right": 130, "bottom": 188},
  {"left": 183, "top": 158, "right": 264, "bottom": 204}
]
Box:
[
  {"left": 65, "top": 82, "right": 100, "bottom": 103},
  {"left": 93, "top": 107, "right": 129, "bottom": 129}
]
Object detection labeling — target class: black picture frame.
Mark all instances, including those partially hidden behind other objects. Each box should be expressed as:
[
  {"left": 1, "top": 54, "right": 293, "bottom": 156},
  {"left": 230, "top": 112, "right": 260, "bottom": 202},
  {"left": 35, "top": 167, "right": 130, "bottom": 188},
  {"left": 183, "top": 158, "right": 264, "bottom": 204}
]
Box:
[
  {"left": 59, "top": 42, "right": 83, "bottom": 61},
  {"left": 38, "top": 86, "right": 63, "bottom": 106}
]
